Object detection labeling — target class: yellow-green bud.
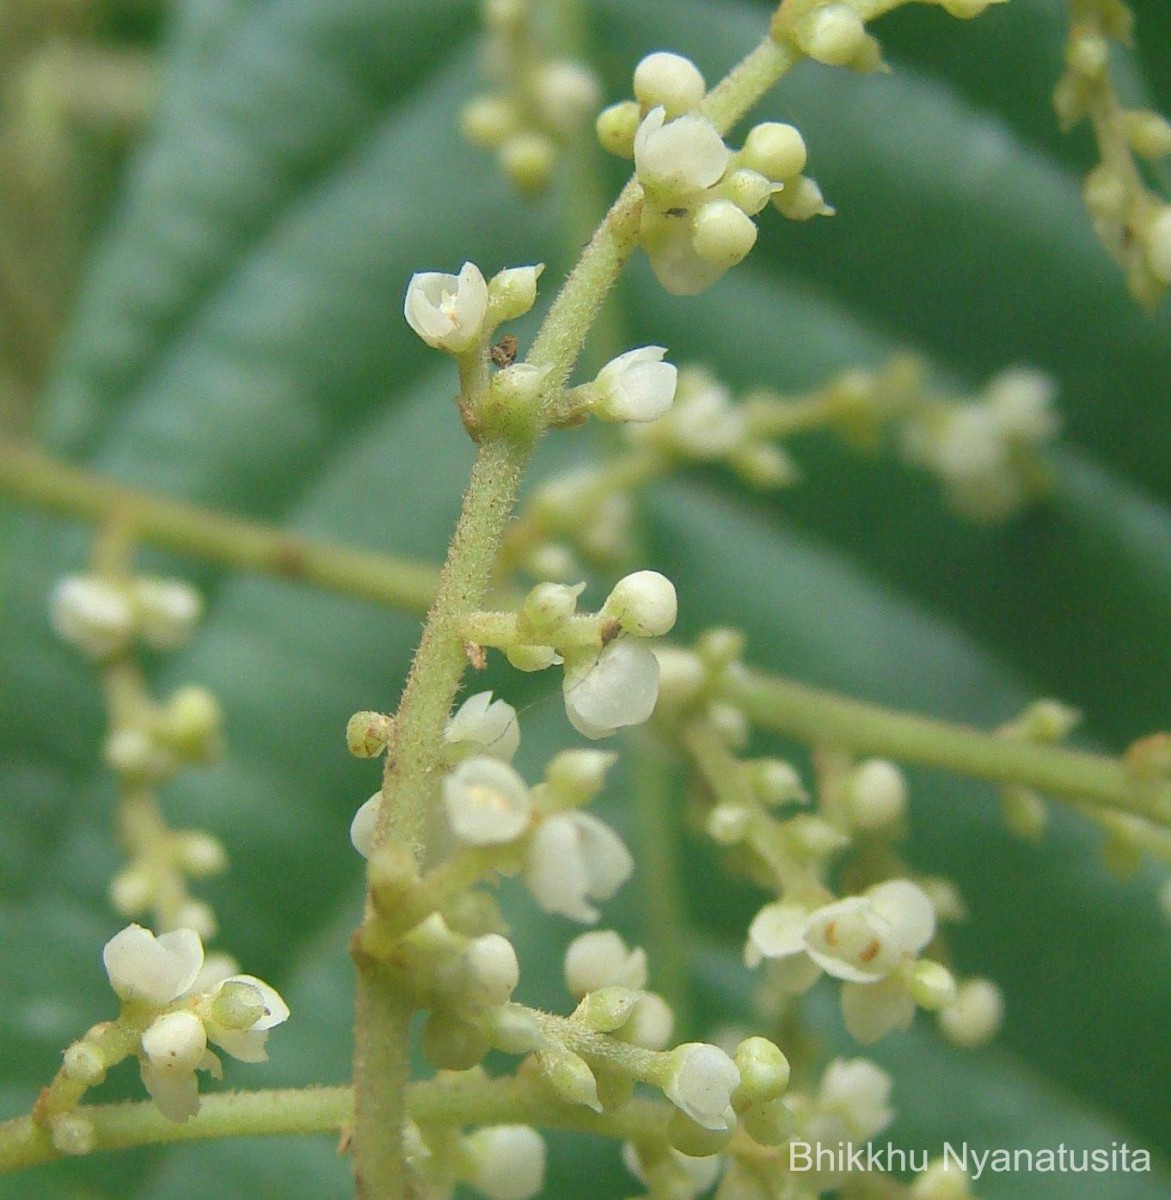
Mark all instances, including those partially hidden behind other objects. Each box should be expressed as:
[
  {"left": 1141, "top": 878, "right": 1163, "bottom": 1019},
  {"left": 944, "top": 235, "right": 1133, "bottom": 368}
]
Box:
[
  {"left": 1121, "top": 110, "right": 1171, "bottom": 159},
  {"left": 460, "top": 93, "right": 520, "bottom": 149},
  {"left": 63, "top": 1040, "right": 107, "bottom": 1086},
  {"left": 909, "top": 959, "right": 957, "bottom": 1011},
  {"left": 666, "top": 1109, "right": 734, "bottom": 1156},
  {"left": 159, "top": 685, "right": 223, "bottom": 761},
  {"left": 347, "top": 710, "right": 393, "bottom": 758},
  {"left": 741, "top": 121, "right": 807, "bottom": 181},
  {"left": 500, "top": 131, "right": 556, "bottom": 195},
  {"left": 692, "top": 199, "right": 758, "bottom": 268},
  {"left": 596, "top": 100, "right": 641, "bottom": 158},
  {"left": 798, "top": 5, "right": 868, "bottom": 67},
  {"left": 572, "top": 985, "right": 642, "bottom": 1033},
  {"left": 774, "top": 175, "right": 834, "bottom": 220},
  {"left": 732, "top": 1036, "right": 790, "bottom": 1106},
  {"left": 740, "top": 1095, "right": 793, "bottom": 1145},
  {"left": 211, "top": 980, "right": 266, "bottom": 1030},
  {"left": 537, "top": 1045, "right": 602, "bottom": 1111}
]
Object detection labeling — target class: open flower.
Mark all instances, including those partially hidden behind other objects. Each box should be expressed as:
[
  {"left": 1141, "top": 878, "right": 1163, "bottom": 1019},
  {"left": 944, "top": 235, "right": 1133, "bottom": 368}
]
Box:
[
  {"left": 444, "top": 692, "right": 520, "bottom": 762},
  {"left": 525, "top": 810, "right": 633, "bottom": 922},
  {"left": 404, "top": 262, "right": 490, "bottom": 352},
  {"left": 563, "top": 639, "right": 661, "bottom": 739},
  {"left": 444, "top": 756, "right": 533, "bottom": 845},
  {"left": 634, "top": 107, "right": 730, "bottom": 203}
]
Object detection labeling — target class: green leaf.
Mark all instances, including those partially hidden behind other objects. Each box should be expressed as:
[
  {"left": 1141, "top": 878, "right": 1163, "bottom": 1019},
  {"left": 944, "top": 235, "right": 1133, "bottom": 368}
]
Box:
[{"left": 3, "top": 0, "right": 1171, "bottom": 1196}]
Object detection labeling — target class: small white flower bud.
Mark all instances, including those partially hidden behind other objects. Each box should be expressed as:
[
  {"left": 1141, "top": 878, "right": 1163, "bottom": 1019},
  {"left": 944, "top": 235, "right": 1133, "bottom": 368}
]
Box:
[
  {"left": 63, "top": 1040, "right": 107, "bottom": 1086},
  {"left": 464, "top": 934, "right": 521, "bottom": 1006},
  {"left": 573, "top": 985, "right": 642, "bottom": 1032},
  {"left": 533, "top": 60, "right": 602, "bottom": 135},
  {"left": 209, "top": 978, "right": 267, "bottom": 1030},
  {"left": 50, "top": 575, "right": 134, "bottom": 659},
  {"left": 142, "top": 1010, "right": 208, "bottom": 1074},
  {"left": 463, "top": 1125, "right": 547, "bottom": 1200},
  {"left": 350, "top": 794, "right": 380, "bottom": 858},
  {"left": 523, "top": 542, "right": 577, "bottom": 581},
  {"left": 1144, "top": 206, "right": 1171, "bottom": 285},
  {"left": 938, "top": 978, "right": 1003, "bottom": 1047},
  {"left": 741, "top": 121, "right": 807, "bottom": 181},
  {"left": 1067, "top": 30, "right": 1109, "bottom": 78},
  {"left": 488, "top": 1003, "right": 546, "bottom": 1054},
  {"left": 49, "top": 1112, "right": 96, "bottom": 1156},
  {"left": 488, "top": 363, "right": 550, "bottom": 412},
  {"left": 505, "top": 643, "right": 559, "bottom": 672},
  {"left": 773, "top": 175, "right": 834, "bottom": 220},
  {"left": 158, "top": 685, "right": 223, "bottom": 761},
  {"left": 603, "top": 570, "right": 678, "bottom": 637},
  {"left": 543, "top": 748, "right": 617, "bottom": 805},
  {"left": 634, "top": 107, "right": 730, "bottom": 203},
  {"left": 706, "top": 802, "right": 751, "bottom": 844},
  {"left": 695, "top": 627, "right": 744, "bottom": 668},
  {"left": 706, "top": 700, "right": 749, "bottom": 747},
  {"left": 487, "top": 264, "right": 544, "bottom": 325},
  {"left": 460, "top": 93, "right": 520, "bottom": 148},
  {"left": 1000, "top": 786, "right": 1048, "bottom": 840},
  {"left": 798, "top": 4, "right": 869, "bottom": 66},
  {"left": 619, "top": 991, "right": 675, "bottom": 1050},
  {"left": 732, "top": 1036, "right": 790, "bottom": 1105},
  {"left": 564, "top": 930, "right": 648, "bottom": 996},
  {"left": 445, "top": 692, "right": 521, "bottom": 763},
  {"left": 662, "top": 1042, "right": 740, "bottom": 1131},
  {"left": 729, "top": 441, "right": 800, "bottom": 489},
  {"left": 521, "top": 581, "right": 584, "bottom": 639},
  {"left": 749, "top": 758, "right": 806, "bottom": 806},
  {"left": 563, "top": 639, "right": 661, "bottom": 739},
  {"left": 500, "top": 131, "right": 557, "bottom": 195},
  {"left": 131, "top": 577, "right": 202, "bottom": 650},
  {"left": 176, "top": 831, "right": 228, "bottom": 877},
  {"left": 346, "top": 710, "right": 393, "bottom": 758},
  {"left": 651, "top": 647, "right": 706, "bottom": 707},
  {"left": 592, "top": 346, "right": 678, "bottom": 423},
  {"left": 404, "top": 262, "right": 490, "bottom": 353},
  {"left": 909, "top": 959, "right": 957, "bottom": 1010},
  {"left": 911, "top": 1157, "right": 973, "bottom": 1199},
  {"left": 596, "top": 99, "right": 641, "bottom": 158},
  {"left": 847, "top": 759, "right": 907, "bottom": 829},
  {"left": 818, "top": 1058, "right": 894, "bottom": 1140},
  {"left": 633, "top": 52, "right": 706, "bottom": 117},
  {"left": 1121, "top": 109, "right": 1171, "bottom": 159},
  {"left": 444, "top": 757, "right": 533, "bottom": 845},
  {"left": 723, "top": 168, "right": 777, "bottom": 216},
  {"left": 171, "top": 900, "right": 216, "bottom": 940},
  {"left": 104, "top": 728, "right": 174, "bottom": 781},
  {"left": 538, "top": 1045, "right": 603, "bottom": 1111},
  {"left": 109, "top": 867, "right": 154, "bottom": 916},
  {"left": 691, "top": 199, "right": 758, "bottom": 268}
]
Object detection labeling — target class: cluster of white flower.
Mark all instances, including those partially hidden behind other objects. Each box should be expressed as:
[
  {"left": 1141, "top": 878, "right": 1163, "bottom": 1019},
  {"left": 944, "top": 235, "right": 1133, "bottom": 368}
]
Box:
[
  {"left": 596, "top": 52, "right": 826, "bottom": 294},
  {"left": 1053, "top": 5, "right": 1171, "bottom": 305},
  {"left": 352, "top": 696, "right": 634, "bottom": 923},
  {"left": 460, "top": 0, "right": 602, "bottom": 195},
  {"left": 901, "top": 366, "right": 1060, "bottom": 521},
  {"left": 88, "top": 924, "right": 288, "bottom": 1122},
  {"left": 51, "top": 573, "right": 202, "bottom": 660},
  {"left": 746, "top": 879, "right": 953, "bottom": 1042},
  {"left": 628, "top": 364, "right": 800, "bottom": 489}
]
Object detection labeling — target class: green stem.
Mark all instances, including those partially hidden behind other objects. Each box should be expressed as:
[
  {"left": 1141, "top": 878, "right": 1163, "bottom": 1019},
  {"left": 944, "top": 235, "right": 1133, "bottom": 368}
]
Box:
[
  {"left": 725, "top": 668, "right": 1171, "bottom": 824},
  {"left": 630, "top": 734, "right": 695, "bottom": 1036},
  {"left": 353, "top": 437, "right": 529, "bottom": 1199},
  {"left": 0, "top": 439, "right": 438, "bottom": 614},
  {"left": 0, "top": 1076, "right": 673, "bottom": 1173}
]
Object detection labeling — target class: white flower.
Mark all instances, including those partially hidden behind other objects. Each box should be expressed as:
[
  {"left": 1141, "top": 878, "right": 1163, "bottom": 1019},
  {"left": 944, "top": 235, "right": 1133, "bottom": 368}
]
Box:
[
  {"left": 50, "top": 576, "right": 134, "bottom": 659},
  {"left": 349, "top": 793, "right": 380, "bottom": 858},
  {"left": 804, "top": 880, "right": 935, "bottom": 983},
  {"left": 139, "top": 1010, "right": 209, "bottom": 1121},
  {"left": 639, "top": 210, "right": 729, "bottom": 296},
  {"left": 563, "top": 639, "right": 661, "bottom": 739},
  {"left": 525, "top": 811, "right": 633, "bottom": 922},
  {"left": 131, "top": 577, "right": 203, "bottom": 650},
  {"left": 444, "top": 756, "right": 533, "bottom": 844},
  {"left": 203, "top": 974, "right": 290, "bottom": 1062},
  {"left": 634, "top": 107, "right": 730, "bottom": 203},
  {"left": 564, "top": 930, "right": 648, "bottom": 997},
  {"left": 463, "top": 1125, "right": 547, "bottom": 1200},
  {"left": 602, "top": 570, "right": 678, "bottom": 637},
  {"left": 103, "top": 924, "right": 204, "bottom": 1006},
  {"left": 938, "top": 978, "right": 1003, "bottom": 1048},
  {"left": 404, "top": 262, "right": 490, "bottom": 352},
  {"left": 816, "top": 1058, "right": 894, "bottom": 1141},
  {"left": 662, "top": 1043, "right": 741, "bottom": 1131},
  {"left": 592, "top": 346, "right": 678, "bottom": 422},
  {"left": 846, "top": 759, "right": 907, "bottom": 830},
  {"left": 445, "top": 691, "right": 520, "bottom": 762},
  {"left": 840, "top": 973, "right": 916, "bottom": 1043}
]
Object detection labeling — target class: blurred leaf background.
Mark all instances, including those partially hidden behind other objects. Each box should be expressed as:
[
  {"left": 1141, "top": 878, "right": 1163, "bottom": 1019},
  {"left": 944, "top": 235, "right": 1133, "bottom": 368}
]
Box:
[{"left": 2, "top": 0, "right": 1170, "bottom": 1196}]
